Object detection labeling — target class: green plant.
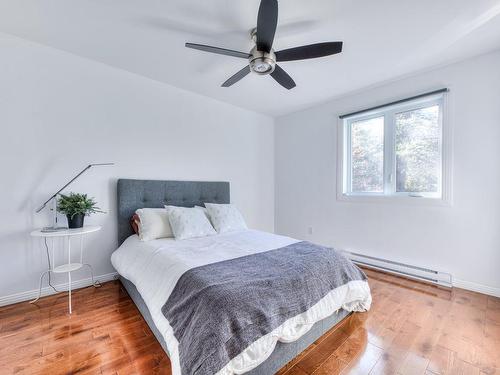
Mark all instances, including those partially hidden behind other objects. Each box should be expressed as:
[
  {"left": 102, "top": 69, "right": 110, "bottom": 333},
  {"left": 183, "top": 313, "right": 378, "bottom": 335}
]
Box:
[{"left": 57, "top": 193, "right": 103, "bottom": 219}]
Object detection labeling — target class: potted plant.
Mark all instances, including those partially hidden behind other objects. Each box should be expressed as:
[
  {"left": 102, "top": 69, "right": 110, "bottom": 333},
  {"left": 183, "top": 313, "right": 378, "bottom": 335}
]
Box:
[{"left": 57, "top": 193, "right": 103, "bottom": 229}]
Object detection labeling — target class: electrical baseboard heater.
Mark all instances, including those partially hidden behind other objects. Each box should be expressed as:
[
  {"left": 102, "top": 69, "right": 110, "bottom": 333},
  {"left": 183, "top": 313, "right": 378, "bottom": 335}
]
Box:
[{"left": 343, "top": 250, "right": 452, "bottom": 288}]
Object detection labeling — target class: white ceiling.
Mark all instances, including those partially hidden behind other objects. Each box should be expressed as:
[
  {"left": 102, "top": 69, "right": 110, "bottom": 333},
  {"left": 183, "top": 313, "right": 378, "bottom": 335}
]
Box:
[{"left": 1, "top": 0, "right": 500, "bottom": 116}]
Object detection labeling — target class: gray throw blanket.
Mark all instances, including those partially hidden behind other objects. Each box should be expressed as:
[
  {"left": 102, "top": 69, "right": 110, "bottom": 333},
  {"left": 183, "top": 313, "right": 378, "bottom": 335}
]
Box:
[{"left": 161, "top": 241, "right": 367, "bottom": 375}]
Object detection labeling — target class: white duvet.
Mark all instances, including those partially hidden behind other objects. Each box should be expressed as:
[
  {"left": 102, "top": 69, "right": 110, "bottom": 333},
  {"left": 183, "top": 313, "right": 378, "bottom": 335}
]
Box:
[{"left": 111, "top": 230, "right": 371, "bottom": 375}]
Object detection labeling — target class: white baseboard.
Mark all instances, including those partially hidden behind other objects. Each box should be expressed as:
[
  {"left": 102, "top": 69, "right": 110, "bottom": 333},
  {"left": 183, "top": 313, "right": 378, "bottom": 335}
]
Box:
[
  {"left": 0, "top": 272, "right": 119, "bottom": 307},
  {"left": 453, "top": 278, "right": 500, "bottom": 298}
]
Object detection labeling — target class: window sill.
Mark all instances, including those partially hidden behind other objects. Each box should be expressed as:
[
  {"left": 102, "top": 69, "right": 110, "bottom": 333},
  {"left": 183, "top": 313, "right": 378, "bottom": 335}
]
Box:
[{"left": 336, "top": 193, "right": 452, "bottom": 206}]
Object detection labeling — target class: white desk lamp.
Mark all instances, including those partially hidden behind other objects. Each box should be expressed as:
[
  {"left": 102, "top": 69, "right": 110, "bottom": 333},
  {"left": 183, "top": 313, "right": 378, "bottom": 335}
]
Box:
[{"left": 36, "top": 163, "right": 114, "bottom": 232}]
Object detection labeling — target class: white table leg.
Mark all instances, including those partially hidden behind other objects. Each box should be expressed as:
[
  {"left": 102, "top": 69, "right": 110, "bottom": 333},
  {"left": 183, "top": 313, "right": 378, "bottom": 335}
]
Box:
[
  {"left": 80, "top": 234, "right": 83, "bottom": 264},
  {"left": 51, "top": 237, "right": 55, "bottom": 271},
  {"left": 68, "top": 236, "right": 72, "bottom": 314}
]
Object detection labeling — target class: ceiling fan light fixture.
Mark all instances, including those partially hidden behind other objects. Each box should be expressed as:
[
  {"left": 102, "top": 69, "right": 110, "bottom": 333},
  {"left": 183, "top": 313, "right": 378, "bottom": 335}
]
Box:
[
  {"left": 249, "top": 47, "right": 276, "bottom": 75},
  {"left": 185, "top": 0, "right": 343, "bottom": 89}
]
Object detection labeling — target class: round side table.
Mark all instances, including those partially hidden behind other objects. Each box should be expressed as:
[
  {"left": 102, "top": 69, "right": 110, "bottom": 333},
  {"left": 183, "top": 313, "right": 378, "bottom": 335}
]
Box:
[{"left": 30, "top": 225, "right": 102, "bottom": 314}]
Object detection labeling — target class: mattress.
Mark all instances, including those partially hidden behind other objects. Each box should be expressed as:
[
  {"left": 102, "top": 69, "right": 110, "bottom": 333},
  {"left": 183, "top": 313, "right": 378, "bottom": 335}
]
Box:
[{"left": 111, "top": 230, "right": 371, "bottom": 375}]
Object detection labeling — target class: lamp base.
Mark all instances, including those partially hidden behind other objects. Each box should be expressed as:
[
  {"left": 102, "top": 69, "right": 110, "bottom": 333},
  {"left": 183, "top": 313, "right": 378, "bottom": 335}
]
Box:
[{"left": 41, "top": 226, "right": 68, "bottom": 233}]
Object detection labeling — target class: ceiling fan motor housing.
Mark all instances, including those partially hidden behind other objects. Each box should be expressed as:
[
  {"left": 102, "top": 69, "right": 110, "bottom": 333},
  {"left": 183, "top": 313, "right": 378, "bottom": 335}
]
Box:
[{"left": 249, "top": 46, "right": 276, "bottom": 75}]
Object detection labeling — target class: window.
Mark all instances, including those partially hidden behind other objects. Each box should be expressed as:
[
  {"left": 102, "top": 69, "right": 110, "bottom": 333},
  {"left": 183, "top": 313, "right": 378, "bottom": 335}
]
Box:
[{"left": 340, "top": 92, "right": 448, "bottom": 201}]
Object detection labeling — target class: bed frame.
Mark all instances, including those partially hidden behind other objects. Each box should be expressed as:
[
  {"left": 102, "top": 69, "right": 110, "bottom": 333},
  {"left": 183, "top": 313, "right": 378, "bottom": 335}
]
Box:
[{"left": 116, "top": 178, "right": 351, "bottom": 374}]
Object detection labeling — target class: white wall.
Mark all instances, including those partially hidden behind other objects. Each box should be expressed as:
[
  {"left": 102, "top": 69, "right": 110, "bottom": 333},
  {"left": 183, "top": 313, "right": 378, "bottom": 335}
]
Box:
[
  {"left": 2, "top": 30, "right": 499, "bottom": 304},
  {"left": 275, "top": 50, "right": 500, "bottom": 295},
  {"left": 0, "top": 33, "right": 275, "bottom": 302}
]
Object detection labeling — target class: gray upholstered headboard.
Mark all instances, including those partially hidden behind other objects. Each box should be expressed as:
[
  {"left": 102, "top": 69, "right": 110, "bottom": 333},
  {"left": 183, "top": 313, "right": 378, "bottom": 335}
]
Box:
[{"left": 117, "top": 179, "right": 230, "bottom": 245}]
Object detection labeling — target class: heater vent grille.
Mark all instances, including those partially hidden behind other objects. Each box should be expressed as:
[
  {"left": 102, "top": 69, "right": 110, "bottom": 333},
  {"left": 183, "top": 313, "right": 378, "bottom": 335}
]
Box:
[{"left": 343, "top": 251, "right": 452, "bottom": 287}]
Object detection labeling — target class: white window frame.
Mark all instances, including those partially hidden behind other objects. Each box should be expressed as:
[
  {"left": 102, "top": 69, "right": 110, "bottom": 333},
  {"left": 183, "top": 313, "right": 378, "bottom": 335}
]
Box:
[{"left": 337, "top": 91, "right": 452, "bottom": 205}]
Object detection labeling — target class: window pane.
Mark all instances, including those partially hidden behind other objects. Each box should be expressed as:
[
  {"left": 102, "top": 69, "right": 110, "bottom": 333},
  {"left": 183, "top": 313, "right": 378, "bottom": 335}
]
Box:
[
  {"left": 395, "top": 105, "right": 440, "bottom": 193},
  {"left": 350, "top": 116, "right": 384, "bottom": 193}
]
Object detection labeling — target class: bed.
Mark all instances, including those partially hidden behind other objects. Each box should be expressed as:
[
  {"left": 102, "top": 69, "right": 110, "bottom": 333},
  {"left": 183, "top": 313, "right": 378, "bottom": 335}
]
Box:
[{"left": 112, "top": 179, "right": 371, "bottom": 375}]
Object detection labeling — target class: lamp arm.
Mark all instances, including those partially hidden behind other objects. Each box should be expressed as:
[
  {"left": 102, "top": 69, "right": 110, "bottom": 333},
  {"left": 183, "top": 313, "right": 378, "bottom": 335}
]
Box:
[{"left": 35, "top": 163, "right": 114, "bottom": 213}]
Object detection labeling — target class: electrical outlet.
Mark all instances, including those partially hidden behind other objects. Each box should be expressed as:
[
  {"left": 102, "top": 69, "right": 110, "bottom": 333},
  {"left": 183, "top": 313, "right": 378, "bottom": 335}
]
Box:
[{"left": 308, "top": 226, "right": 313, "bottom": 235}]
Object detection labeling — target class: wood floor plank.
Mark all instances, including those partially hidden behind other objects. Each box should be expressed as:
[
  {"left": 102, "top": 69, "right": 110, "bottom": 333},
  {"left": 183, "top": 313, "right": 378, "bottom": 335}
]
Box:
[
  {"left": 1, "top": 272, "right": 497, "bottom": 375},
  {"left": 295, "top": 323, "right": 350, "bottom": 373},
  {"left": 397, "top": 352, "right": 430, "bottom": 375},
  {"left": 340, "top": 341, "right": 383, "bottom": 374}
]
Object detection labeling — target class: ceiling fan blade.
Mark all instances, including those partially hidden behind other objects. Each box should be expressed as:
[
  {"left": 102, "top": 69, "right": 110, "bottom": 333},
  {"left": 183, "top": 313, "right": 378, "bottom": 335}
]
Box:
[
  {"left": 256, "top": 0, "right": 278, "bottom": 53},
  {"left": 275, "top": 42, "right": 343, "bottom": 62},
  {"left": 185, "top": 43, "right": 250, "bottom": 59},
  {"left": 221, "top": 66, "right": 251, "bottom": 87},
  {"left": 270, "top": 65, "right": 296, "bottom": 90}
]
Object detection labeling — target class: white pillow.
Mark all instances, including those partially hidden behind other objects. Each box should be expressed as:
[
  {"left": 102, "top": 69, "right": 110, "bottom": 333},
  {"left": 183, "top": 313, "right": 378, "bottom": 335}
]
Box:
[
  {"left": 165, "top": 206, "right": 216, "bottom": 240},
  {"left": 205, "top": 203, "right": 248, "bottom": 233},
  {"left": 194, "top": 205, "right": 212, "bottom": 222},
  {"left": 136, "top": 208, "right": 173, "bottom": 241}
]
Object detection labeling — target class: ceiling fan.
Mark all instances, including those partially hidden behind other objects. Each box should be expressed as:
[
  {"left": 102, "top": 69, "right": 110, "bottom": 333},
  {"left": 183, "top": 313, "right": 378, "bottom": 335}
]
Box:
[{"left": 185, "top": 0, "right": 343, "bottom": 90}]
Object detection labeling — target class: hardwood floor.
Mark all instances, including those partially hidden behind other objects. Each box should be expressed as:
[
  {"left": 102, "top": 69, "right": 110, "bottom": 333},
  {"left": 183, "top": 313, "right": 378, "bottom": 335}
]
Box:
[
  {"left": 278, "top": 269, "right": 500, "bottom": 375},
  {"left": 0, "top": 269, "right": 498, "bottom": 375}
]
